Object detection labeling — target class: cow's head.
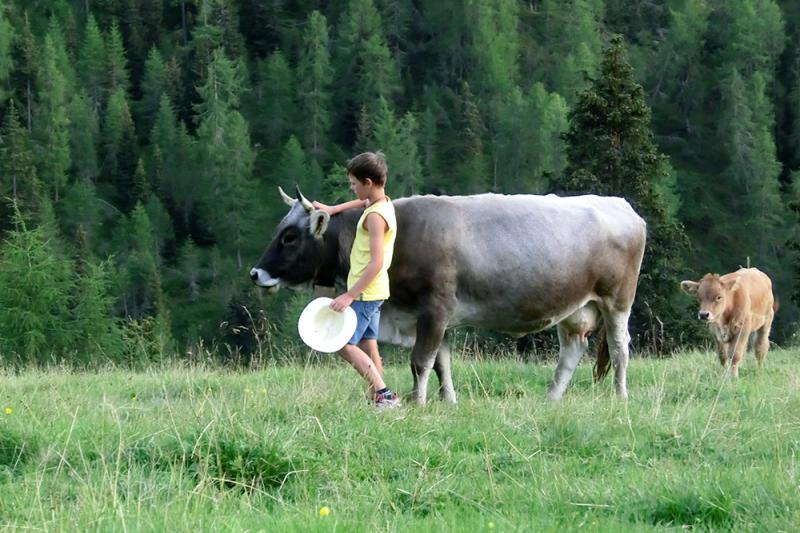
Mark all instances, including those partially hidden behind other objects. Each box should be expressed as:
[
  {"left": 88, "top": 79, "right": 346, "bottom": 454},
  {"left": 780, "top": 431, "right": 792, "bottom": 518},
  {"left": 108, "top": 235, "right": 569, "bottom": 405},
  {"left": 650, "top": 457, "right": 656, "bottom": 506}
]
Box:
[
  {"left": 680, "top": 273, "right": 741, "bottom": 322},
  {"left": 249, "top": 187, "right": 330, "bottom": 292}
]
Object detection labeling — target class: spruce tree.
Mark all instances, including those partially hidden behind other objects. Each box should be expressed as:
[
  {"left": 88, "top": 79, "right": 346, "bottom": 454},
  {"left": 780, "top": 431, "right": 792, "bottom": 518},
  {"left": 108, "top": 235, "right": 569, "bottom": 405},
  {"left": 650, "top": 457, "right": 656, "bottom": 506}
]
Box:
[
  {"left": 33, "top": 34, "right": 71, "bottom": 203},
  {"left": 297, "top": 10, "right": 334, "bottom": 163},
  {"left": 559, "top": 35, "right": 692, "bottom": 351},
  {"left": 67, "top": 90, "right": 100, "bottom": 182},
  {"left": 0, "top": 100, "right": 42, "bottom": 228},
  {"left": 78, "top": 13, "right": 106, "bottom": 109},
  {"left": 0, "top": 0, "right": 12, "bottom": 105}
]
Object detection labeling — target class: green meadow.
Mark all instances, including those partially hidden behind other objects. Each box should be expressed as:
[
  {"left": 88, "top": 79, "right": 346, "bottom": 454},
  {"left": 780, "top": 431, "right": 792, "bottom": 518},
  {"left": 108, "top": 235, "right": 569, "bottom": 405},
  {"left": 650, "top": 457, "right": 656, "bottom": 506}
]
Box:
[{"left": 1, "top": 348, "right": 798, "bottom": 532}]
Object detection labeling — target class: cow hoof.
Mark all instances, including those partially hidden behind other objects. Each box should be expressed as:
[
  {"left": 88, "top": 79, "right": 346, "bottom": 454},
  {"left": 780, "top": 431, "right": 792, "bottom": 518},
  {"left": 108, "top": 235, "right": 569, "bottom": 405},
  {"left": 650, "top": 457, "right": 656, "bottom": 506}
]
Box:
[
  {"left": 440, "top": 390, "right": 457, "bottom": 404},
  {"left": 546, "top": 389, "right": 565, "bottom": 401}
]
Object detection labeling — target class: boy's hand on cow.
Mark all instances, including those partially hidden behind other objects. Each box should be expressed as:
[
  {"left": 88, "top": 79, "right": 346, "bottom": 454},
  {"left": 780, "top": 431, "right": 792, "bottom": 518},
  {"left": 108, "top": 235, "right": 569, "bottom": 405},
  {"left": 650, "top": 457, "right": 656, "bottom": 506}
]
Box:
[
  {"left": 330, "top": 292, "right": 354, "bottom": 312},
  {"left": 312, "top": 201, "right": 333, "bottom": 214}
]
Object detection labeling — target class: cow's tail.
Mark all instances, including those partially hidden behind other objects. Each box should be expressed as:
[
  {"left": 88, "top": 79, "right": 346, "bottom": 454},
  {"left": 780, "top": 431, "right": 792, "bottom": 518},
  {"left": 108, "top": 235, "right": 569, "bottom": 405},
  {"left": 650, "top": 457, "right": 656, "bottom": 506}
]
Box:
[{"left": 593, "top": 324, "right": 611, "bottom": 383}]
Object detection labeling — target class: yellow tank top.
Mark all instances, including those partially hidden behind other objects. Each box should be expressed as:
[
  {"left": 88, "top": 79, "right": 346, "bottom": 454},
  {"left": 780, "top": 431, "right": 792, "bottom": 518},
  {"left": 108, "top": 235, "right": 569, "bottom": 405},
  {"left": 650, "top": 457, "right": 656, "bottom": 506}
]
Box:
[{"left": 347, "top": 199, "right": 397, "bottom": 301}]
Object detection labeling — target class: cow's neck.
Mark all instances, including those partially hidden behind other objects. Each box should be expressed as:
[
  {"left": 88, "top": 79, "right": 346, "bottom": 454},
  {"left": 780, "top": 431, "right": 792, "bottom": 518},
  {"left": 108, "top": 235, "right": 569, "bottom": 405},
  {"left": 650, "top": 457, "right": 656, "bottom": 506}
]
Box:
[{"left": 315, "top": 209, "right": 361, "bottom": 288}]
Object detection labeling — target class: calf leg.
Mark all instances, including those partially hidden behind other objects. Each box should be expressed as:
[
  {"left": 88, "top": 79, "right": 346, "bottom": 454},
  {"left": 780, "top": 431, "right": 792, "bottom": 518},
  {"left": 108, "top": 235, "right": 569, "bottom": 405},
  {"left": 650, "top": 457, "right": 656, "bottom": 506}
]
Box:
[
  {"left": 754, "top": 313, "right": 774, "bottom": 368},
  {"left": 434, "top": 343, "right": 457, "bottom": 404},
  {"left": 604, "top": 309, "right": 633, "bottom": 399},
  {"left": 717, "top": 340, "right": 730, "bottom": 367},
  {"left": 547, "top": 323, "right": 589, "bottom": 400},
  {"left": 410, "top": 309, "right": 449, "bottom": 405},
  {"left": 728, "top": 328, "right": 751, "bottom": 378}
]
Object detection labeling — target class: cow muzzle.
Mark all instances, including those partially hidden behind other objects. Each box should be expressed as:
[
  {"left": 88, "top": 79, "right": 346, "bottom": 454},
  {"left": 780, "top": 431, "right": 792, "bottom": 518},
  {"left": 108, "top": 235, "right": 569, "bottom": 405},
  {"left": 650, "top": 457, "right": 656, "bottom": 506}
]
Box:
[
  {"left": 250, "top": 268, "right": 280, "bottom": 291},
  {"left": 698, "top": 310, "right": 712, "bottom": 321}
]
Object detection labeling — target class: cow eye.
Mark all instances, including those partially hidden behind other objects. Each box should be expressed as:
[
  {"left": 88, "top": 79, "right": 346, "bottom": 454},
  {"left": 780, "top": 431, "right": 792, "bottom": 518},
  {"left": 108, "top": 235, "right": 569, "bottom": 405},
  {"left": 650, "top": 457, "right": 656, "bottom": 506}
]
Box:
[
  {"left": 281, "top": 232, "right": 297, "bottom": 246},
  {"left": 715, "top": 295, "right": 722, "bottom": 302}
]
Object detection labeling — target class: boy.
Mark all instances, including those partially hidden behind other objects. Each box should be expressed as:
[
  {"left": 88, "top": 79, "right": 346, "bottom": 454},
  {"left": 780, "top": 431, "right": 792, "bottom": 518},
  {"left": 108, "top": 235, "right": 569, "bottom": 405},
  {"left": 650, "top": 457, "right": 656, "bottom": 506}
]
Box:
[{"left": 312, "top": 151, "right": 400, "bottom": 409}]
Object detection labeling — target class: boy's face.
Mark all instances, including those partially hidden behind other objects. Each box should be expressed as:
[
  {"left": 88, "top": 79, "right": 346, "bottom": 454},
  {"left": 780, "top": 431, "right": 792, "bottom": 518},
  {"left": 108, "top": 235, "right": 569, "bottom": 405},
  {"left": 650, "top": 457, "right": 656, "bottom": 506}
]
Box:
[{"left": 348, "top": 174, "right": 372, "bottom": 200}]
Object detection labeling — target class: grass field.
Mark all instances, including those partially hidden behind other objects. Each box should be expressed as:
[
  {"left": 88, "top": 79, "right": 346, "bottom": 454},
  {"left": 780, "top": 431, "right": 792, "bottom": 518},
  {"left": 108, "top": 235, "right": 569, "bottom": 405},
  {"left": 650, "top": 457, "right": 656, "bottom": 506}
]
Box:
[{"left": 1, "top": 346, "right": 799, "bottom": 532}]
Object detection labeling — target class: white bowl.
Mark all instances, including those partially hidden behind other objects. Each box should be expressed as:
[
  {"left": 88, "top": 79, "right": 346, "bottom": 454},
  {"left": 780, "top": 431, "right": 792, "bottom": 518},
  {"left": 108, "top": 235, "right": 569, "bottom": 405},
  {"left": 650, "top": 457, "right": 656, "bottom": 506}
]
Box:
[{"left": 297, "top": 297, "right": 357, "bottom": 353}]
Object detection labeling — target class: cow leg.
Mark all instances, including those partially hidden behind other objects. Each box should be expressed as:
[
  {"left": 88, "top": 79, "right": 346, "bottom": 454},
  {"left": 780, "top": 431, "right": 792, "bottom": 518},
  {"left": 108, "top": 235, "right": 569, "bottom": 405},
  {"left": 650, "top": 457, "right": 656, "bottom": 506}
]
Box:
[
  {"left": 434, "top": 343, "right": 457, "bottom": 403},
  {"left": 754, "top": 314, "right": 774, "bottom": 368},
  {"left": 604, "top": 309, "right": 632, "bottom": 399},
  {"left": 547, "top": 323, "right": 589, "bottom": 400},
  {"left": 410, "top": 310, "right": 449, "bottom": 405},
  {"left": 728, "top": 328, "right": 751, "bottom": 378},
  {"left": 717, "top": 340, "right": 729, "bottom": 367}
]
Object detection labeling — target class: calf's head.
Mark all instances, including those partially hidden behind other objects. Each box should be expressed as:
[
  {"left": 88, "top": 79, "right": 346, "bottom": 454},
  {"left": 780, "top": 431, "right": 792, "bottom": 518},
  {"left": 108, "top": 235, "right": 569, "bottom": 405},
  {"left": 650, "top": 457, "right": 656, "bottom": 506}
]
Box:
[
  {"left": 680, "top": 273, "right": 741, "bottom": 322},
  {"left": 249, "top": 187, "right": 330, "bottom": 292}
]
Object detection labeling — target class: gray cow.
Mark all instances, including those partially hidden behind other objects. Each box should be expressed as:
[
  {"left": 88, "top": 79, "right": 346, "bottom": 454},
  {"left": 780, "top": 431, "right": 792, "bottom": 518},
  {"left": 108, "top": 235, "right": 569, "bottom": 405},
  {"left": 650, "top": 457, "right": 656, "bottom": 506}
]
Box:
[{"left": 251, "top": 188, "right": 647, "bottom": 403}]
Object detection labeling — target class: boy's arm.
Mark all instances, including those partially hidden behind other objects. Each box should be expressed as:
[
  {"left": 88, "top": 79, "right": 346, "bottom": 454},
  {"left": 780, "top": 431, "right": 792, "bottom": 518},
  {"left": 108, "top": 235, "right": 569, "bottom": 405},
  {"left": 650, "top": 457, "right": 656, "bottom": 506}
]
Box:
[
  {"left": 330, "top": 213, "right": 387, "bottom": 312},
  {"left": 313, "top": 199, "right": 367, "bottom": 216}
]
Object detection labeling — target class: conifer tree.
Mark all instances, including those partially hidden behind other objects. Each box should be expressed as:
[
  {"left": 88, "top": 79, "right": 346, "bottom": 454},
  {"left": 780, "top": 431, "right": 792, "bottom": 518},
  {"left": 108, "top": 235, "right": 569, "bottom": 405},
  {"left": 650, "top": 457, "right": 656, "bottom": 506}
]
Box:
[
  {"left": 78, "top": 13, "right": 106, "bottom": 109},
  {"left": 105, "top": 21, "right": 130, "bottom": 94},
  {"left": 276, "top": 135, "right": 311, "bottom": 194},
  {"left": 0, "top": 0, "right": 15, "bottom": 105},
  {"left": 34, "top": 34, "right": 71, "bottom": 203},
  {"left": 249, "top": 51, "right": 296, "bottom": 151},
  {"left": 67, "top": 90, "right": 100, "bottom": 182},
  {"left": 451, "top": 81, "right": 489, "bottom": 194},
  {"left": 559, "top": 35, "right": 691, "bottom": 351},
  {"left": 297, "top": 10, "right": 334, "bottom": 163},
  {"left": 194, "top": 49, "right": 255, "bottom": 269},
  {"left": 334, "top": 0, "right": 400, "bottom": 141},
  {"left": 102, "top": 86, "right": 139, "bottom": 211},
  {"left": 369, "top": 97, "right": 422, "bottom": 196},
  {"left": 0, "top": 100, "right": 41, "bottom": 228},
  {"left": 11, "top": 11, "right": 37, "bottom": 129}
]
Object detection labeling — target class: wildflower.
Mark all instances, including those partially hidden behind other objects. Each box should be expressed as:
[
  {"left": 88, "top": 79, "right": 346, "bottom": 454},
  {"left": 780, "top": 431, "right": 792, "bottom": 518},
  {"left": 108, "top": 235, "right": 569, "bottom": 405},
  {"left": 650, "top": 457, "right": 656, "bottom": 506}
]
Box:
[
  {"left": 4, "top": 407, "right": 11, "bottom": 415},
  {"left": 319, "top": 506, "right": 331, "bottom": 517}
]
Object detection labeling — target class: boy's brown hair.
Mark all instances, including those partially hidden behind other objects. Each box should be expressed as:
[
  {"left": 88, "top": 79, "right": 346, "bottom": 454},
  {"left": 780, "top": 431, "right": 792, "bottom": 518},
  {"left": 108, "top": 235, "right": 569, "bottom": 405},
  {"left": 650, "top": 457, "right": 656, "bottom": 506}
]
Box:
[{"left": 347, "top": 151, "right": 388, "bottom": 186}]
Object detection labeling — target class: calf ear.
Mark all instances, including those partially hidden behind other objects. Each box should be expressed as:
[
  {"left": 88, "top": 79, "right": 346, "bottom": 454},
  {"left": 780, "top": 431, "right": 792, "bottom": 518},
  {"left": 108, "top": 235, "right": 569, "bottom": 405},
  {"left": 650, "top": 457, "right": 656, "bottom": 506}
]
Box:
[
  {"left": 725, "top": 276, "right": 742, "bottom": 293},
  {"left": 680, "top": 280, "right": 699, "bottom": 296},
  {"left": 309, "top": 210, "right": 330, "bottom": 239}
]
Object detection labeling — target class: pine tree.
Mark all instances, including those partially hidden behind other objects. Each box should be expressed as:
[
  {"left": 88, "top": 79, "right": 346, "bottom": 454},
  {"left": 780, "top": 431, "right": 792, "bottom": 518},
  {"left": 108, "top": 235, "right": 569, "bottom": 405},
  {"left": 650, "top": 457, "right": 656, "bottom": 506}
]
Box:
[
  {"left": 451, "top": 81, "right": 489, "bottom": 194},
  {"left": 334, "top": 0, "right": 400, "bottom": 142},
  {"left": 12, "top": 11, "right": 38, "bottom": 129},
  {"left": 559, "top": 35, "right": 691, "bottom": 351},
  {"left": 276, "top": 136, "right": 311, "bottom": 194},
  {"left": 0, "top": 100, "right": 42, "bottom": 228},
  {"left": 102, "top": 87, "right": 139, "bottom": 211},
  {"left": 370, "top": 97, "right": 422, "bottom": 196},
  {"left": 105, "top": 21, "right": 131, "bottom": 94},
  {"left": 67, "top": 90, "right": 100, "bottom": 182},
  {"left": 249, "top": 51, "right": 296, "bottom": 151},
  {"left": 194, "top": 49, "right": 255, "bottom": 269},
  {"left": 78, "top": 13, "right": 107, "bottom": 109},
  {"left": 297, "top": 10, "right": 334, "bottom": 163},
  {"left": 0, "top": 0, "right": 15, "bottom": 105},
  {"left": 33, "top": 34, "right": 71, "bottom": 203}
]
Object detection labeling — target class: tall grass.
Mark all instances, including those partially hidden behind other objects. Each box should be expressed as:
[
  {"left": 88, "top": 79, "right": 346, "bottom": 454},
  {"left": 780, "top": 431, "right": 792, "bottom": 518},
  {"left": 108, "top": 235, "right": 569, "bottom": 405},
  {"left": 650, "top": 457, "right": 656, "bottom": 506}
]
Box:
[{"left": 0, "top": 347, "right": 798, "bottom": 531}]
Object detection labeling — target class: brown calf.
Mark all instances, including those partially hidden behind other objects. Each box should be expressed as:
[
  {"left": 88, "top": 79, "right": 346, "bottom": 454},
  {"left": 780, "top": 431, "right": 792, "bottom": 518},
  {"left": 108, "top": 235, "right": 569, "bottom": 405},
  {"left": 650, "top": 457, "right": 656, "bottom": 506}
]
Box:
[{"left": 680, "top": 268, "right": 775, "bottom": 377}]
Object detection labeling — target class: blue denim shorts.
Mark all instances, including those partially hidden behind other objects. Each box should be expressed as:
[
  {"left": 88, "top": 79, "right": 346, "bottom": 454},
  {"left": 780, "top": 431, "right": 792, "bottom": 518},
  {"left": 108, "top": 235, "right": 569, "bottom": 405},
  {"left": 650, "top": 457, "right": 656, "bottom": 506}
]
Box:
[{"left": 348, "top": 300, "right": 384, "bottom": 345}]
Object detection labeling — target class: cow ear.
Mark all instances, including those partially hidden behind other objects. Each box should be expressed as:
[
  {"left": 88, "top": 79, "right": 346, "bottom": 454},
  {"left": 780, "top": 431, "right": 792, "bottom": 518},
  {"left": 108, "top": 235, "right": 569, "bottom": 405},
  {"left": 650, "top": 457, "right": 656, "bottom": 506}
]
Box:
[
  {"left": 309, "top": 209, "right": 330, "bottom": 239},
  {"left": 680, "top": 280, "right": 699, "bottom": 296},
  {"left": 726, "top": 276, "right": 742, "bottom": 293}
]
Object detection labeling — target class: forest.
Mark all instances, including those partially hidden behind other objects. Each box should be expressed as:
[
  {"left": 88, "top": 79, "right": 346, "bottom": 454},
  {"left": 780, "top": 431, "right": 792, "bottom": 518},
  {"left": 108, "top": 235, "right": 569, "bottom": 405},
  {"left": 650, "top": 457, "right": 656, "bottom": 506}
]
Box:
[{"left": 0, "top": 0, "right": 798, "bottom": 364}]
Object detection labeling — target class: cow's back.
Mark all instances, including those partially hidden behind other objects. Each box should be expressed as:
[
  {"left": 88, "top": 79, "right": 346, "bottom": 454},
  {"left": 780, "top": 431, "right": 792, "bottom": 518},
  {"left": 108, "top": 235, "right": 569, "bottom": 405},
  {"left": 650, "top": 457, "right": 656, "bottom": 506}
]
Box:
[
  {"left": 723, "top": 268, "right": 774, "bottom": 319},
  {"left": 387, "top": 193, "right": 646, "bottom": 333}
]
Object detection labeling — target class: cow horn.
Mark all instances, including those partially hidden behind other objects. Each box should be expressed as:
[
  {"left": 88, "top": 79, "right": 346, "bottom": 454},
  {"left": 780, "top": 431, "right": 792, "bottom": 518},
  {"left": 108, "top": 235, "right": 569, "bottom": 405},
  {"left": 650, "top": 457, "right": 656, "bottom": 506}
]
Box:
[
  {"left": 295, "top": 185, "right": 314, "bottom": 212},
  {"left": 278, "top": 186, "right": 296, "bottom": 207}
]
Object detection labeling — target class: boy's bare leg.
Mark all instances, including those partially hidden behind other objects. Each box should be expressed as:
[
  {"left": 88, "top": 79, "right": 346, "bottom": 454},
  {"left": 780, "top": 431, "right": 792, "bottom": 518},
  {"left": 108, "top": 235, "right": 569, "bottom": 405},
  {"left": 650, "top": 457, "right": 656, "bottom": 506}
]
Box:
[
  {"left": 339, "top": 344, "right": 386, "bottom": 393},
  {"left": 358, "top": 339, "right": 383, "bottom": 397}
]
